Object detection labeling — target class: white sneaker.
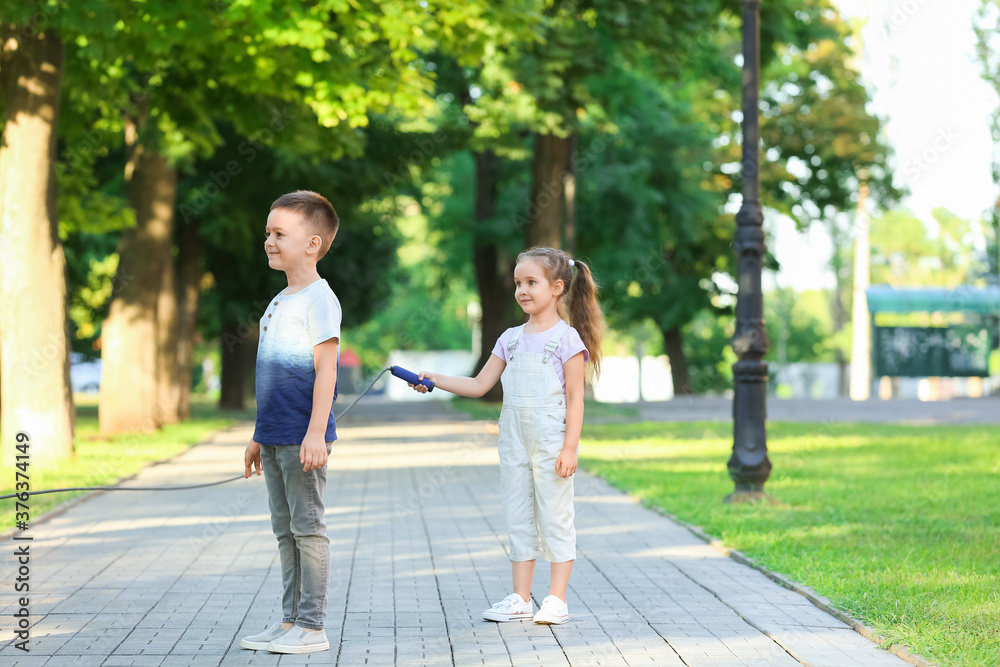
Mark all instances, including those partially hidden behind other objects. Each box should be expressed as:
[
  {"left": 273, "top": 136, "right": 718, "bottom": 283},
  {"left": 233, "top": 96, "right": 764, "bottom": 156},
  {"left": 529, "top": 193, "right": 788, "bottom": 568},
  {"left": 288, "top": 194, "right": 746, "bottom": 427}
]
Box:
[
  {"left": 482, "top": 593, "right": 534, "bottom": 622},
  {"left": 240, "top": 622, "right": 290, "bottom": 650},
  {"left": 533, "top": 595, "right": 569, "bottom": 624},
  {"left": 266, "top": 626, "right": 330, "bottom": 654}
]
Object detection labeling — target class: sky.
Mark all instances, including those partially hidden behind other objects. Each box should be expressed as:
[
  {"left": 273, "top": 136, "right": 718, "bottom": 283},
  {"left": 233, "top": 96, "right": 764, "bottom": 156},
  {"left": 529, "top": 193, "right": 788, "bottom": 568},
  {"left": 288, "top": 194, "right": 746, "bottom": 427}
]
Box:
[{"left": 767, "top": 0, "right": 1000, "bottom": 290}]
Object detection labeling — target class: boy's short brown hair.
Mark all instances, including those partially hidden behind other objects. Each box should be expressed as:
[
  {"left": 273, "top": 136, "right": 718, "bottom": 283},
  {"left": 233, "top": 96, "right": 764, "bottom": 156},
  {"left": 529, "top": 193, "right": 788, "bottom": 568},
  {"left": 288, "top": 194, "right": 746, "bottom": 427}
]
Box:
[{"left": 270, "top": 190, "right": 340, "bottom": 260}]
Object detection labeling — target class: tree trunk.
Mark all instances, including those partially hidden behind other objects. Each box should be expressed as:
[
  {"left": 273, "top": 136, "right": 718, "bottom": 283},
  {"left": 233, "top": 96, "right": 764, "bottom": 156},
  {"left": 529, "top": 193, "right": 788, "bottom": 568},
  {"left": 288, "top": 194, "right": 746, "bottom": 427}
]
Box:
[
  {"left": 564, "top": 133, "right": 577, "bottom": 256},
  {"left": 219, "top": 319, "right": 248, "bottom": 410},
  {"left": 830, "top": 279, "right": 849, "bottom": 397},
  {"left": 174, "top": 220, "right": 202, "bottom": 420},
  {"left": 525, "top": 133, "right": 570, "bottom": 249},
  {"left": 835, "top": 351, "right": 849, "bottom": 398},
  {"left": 156, "top": 226, "right": 180, "bottom": 425},
  {"left": 663, "top": 326, "right": 693, "bottom": 396},
  {"left": 99, "top": 130, "right": 178, "bottom": 435},
  {"left": 472, "top": 151, "right": 511, "bottom": 402},
  {"left": 0, "top": 27, "right": 75, "bottom": 467}
]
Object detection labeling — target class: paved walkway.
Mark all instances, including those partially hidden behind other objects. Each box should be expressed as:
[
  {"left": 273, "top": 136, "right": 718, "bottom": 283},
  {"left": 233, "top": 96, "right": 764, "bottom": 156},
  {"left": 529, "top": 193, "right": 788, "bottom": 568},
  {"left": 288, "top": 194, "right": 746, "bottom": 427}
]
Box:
[
  {"left": 1, "top": 406, "right": 911, "bottom": 666},
  {"left": 634, "top": 395, "right": 1000, "bottom": 425}
]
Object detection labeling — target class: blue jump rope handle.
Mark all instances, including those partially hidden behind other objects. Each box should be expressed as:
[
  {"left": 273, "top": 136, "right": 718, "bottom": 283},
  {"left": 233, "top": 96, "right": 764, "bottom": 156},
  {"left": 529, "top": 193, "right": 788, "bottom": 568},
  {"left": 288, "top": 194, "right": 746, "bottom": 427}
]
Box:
[{"left": 390, "top": 365, "right": 435, "bottom": 392}]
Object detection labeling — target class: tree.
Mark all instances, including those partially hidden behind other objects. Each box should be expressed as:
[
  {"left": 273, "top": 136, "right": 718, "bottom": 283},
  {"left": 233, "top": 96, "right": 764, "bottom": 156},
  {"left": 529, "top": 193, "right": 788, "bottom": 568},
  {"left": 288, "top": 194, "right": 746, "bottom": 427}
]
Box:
[
  {"left": 574, "top": 65, "right": 727, "bottom": 395},
  {"left": 975, "top": 0, "right": 1000, "bottom": 285},
  {"left": 0, "top": 12, "right": 74, "bottom": 466},
  {"left": 462, "top": 0, "right": 861, "bottom": 396},
  {"left": 81, "top": 0, "right": 494, "bottom": 432},
  {"left": 869, "top": 208, "right": 988, "bottom": 288},
  {"left": 701, "top": 6, "right": 898, "bottom": 395},
  {"left": 471, "top": 1, "right": 725, "bottom": 249}
]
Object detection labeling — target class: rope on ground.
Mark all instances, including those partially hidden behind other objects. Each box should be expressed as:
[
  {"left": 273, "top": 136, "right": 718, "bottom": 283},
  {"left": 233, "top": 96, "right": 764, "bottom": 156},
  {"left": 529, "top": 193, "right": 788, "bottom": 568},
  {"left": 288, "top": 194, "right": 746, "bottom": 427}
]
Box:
[{"left": 0, "top": 367, "right": 393, "bottom": 501}]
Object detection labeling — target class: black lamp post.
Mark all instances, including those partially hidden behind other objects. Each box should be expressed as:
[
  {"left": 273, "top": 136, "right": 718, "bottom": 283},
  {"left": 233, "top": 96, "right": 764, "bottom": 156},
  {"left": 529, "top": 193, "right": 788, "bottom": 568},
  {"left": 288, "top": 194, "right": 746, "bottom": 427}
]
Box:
[{"left": 726, "top": 0, "right": 772, "bottom": 504}]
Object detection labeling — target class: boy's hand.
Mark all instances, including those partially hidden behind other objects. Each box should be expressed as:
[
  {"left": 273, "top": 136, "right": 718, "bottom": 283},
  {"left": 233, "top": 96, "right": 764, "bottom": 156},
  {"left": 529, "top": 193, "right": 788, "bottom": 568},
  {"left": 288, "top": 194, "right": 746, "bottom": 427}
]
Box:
[
  {"left": 300, "top": 431, "right": 329, "bottom": 472},
  {"left": 245, "top": 440, "right": 262, "bottom": 478},
  {"left": 555, "top": 445, "right": 578, "bottom": 478},
  {"left": 408, "top": 371, "right": 435, "bottom": 394}
]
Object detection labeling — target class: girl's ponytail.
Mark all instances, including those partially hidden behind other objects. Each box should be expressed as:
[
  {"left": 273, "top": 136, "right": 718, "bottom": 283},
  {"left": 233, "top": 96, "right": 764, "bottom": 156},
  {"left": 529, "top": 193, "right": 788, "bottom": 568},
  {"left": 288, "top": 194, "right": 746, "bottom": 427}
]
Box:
[
  {"left": 517, "top": 246, "right": 605, "bottom": 382},
  {"left": 568, "top": 259, "right": 604, "bottom": 383}
]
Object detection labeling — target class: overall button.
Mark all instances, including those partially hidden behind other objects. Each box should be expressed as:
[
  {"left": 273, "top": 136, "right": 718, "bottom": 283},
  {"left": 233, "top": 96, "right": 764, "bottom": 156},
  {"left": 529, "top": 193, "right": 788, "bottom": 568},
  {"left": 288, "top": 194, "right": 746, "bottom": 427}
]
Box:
[
  {"left": 267, "top": 314, "right": 272, "bottom": 318},
  {"left": 263, "top": 326, "right": 267, "bottom": 331},
  {"left": 557, "top": 399, "right": 563, "bottom": 405},
  {"left": 273, "top": 301, "right": 278, "bottom": 306}
]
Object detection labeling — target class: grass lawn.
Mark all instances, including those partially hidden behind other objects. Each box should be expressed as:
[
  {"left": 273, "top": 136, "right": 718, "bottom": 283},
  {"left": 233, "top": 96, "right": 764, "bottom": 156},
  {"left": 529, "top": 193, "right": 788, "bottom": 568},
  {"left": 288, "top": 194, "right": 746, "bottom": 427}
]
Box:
[
  {"left": 451, "top": 397, "right": 640, "bottom": 422},
  {"left": 579, "top": 421, "right": 1000, "bottom": 667},
  {"left": 0, "top": 394, "right": 252, "bottom": 530}
]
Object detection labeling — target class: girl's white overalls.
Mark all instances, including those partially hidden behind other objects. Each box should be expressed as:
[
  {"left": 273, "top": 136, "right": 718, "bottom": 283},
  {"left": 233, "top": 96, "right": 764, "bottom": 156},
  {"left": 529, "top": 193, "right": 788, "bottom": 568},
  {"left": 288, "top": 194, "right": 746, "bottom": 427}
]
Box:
[{"left": 498, "top": 321, "right": 576, "bottom": 563}]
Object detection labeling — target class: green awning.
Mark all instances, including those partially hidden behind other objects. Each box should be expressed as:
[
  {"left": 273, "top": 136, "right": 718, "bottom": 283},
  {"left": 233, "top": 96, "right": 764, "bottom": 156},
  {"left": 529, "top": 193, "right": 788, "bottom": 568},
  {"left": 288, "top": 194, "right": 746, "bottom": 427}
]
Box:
[{"left": 865, "top": 285, "right": 1000, "bottom": 314}]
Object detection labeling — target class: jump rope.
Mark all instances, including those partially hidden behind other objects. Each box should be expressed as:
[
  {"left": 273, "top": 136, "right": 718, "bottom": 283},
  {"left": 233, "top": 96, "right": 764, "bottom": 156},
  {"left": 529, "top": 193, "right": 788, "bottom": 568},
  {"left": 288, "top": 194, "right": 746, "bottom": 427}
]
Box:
[{"left": 0, "top": 366, "right": 434, "bottom": 502}]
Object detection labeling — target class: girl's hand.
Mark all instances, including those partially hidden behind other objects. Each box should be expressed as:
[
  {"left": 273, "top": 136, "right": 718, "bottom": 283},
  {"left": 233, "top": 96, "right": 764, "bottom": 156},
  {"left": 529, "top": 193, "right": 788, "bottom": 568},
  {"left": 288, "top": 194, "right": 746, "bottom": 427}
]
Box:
[
  {"left": 408, "top": 371, "right": 435, "bottom": 393},
  {"left": 555, "top": 446, "right": 578, "bottom": 478}
]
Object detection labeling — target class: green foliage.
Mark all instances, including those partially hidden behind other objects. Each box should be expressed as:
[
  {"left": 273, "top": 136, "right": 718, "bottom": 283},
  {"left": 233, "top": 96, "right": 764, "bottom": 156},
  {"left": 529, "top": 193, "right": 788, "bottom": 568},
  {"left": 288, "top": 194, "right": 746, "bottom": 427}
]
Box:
[
  {"left": 580, "top": 420, "right": 1000, "bottom": 667},
  {"left": 575, "top": 66, "right": 727, "bottom": 337},
  {"left": 187, "top": 122, "right": 404, "bottom": 339},
  {"left": 345, "top": 166, "right": 479, "bottom": 369},
  {"left": 469, "top": 0, "right": 740, "bottom": 137},
  {"left": 870, "top": 208, "right": 992, "bottom": 288},
  {"left": 681, "top": 310, "right": 737, "bottom": 393},
  {"left": 4, "top": 0, "right": 905, "bottom": 394},
  {"left": 346, "top": 280, "right": 476, "bottom": 373},
  {"left": 42, "top": 0, "right": 546, "bottom": 368},
  {"left": 766, "top": 287, "right": 837, "bottom": 363},
  {"left": 758, "top": 24, "right": 899, "bottom": 221},
  {"left": 975, "top": 0, "right": 1000, "bottom": 185}
]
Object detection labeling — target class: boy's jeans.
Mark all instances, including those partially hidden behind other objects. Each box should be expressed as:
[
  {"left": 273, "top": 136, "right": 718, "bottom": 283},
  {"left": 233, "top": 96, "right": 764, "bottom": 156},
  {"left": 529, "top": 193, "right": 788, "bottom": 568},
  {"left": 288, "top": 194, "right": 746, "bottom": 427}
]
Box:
[{"left": 260, "top": 443, "right": 332, "bottom": 631}]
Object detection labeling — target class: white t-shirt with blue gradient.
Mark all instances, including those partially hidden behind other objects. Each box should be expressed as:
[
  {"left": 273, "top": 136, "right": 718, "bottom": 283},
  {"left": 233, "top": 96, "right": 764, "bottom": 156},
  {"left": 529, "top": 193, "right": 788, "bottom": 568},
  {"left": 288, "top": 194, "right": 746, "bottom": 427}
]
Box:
[{"left": 253, "top": 278, "right": 342, "bottom": 445}]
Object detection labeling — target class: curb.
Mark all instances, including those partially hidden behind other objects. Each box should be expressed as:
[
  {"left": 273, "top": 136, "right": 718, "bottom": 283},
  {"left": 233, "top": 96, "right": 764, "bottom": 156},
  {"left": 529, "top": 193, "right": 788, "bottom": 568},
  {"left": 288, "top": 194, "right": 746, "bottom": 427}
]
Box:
[{"left": 640, "top": 501, "right": 935, "bottom": 667}]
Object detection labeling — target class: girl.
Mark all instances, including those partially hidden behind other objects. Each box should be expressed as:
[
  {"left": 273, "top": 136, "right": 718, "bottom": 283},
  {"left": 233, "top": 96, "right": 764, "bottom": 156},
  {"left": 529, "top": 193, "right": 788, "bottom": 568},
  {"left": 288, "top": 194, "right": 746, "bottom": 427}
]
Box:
[{"left": 409, "top": 246, "right": 604, "bottom": 625}]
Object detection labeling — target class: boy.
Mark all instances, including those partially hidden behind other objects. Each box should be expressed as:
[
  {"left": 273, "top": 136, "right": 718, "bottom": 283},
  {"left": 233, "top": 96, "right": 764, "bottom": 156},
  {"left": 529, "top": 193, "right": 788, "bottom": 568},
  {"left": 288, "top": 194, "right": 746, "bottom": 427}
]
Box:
[{"left": 240, "top": 190, "right": 342, "bottom": 655}]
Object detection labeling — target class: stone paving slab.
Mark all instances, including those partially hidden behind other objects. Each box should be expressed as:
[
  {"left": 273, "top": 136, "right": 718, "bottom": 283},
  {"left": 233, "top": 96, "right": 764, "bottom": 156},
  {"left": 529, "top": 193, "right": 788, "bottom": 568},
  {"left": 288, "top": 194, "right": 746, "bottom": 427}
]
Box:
[{"left": 0, "top": 411, "right": 912, "bottom": 666}]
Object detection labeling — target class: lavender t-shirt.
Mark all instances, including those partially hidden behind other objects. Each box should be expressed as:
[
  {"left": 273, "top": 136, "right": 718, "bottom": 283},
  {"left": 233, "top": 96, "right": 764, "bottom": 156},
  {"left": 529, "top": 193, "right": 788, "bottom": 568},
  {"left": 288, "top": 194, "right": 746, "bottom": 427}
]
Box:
[{"left": 491, "top": 321, "right": 589, "bottom": 393}]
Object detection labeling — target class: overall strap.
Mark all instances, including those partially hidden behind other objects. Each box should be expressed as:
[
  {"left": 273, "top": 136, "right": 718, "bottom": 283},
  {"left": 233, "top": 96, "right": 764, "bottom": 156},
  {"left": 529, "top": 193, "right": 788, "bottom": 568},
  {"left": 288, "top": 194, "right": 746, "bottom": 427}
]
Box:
[
  {"left": 542, "top": 321, "right": 571, "bottom": 364},
  {"left": 506, "top": 324, "right": 527, "bottom": 358}
]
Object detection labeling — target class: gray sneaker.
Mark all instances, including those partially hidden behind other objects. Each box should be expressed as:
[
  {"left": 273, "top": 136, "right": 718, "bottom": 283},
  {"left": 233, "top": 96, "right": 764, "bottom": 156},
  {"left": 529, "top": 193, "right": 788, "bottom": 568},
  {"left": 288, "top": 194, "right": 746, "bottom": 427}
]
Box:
[
  {"left": 267, "top": 626, "right": 330, "bottom": 654},
  {"left": 240, "top": 623, "right": 290, "bottom": 650}
]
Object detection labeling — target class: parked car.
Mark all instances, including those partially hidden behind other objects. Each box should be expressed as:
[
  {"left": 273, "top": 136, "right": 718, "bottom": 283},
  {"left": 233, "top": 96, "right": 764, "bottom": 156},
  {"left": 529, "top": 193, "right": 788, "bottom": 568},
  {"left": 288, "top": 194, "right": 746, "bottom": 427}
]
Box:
[{"left": 70, "top": 352, "right": 102, "bottom": 393}]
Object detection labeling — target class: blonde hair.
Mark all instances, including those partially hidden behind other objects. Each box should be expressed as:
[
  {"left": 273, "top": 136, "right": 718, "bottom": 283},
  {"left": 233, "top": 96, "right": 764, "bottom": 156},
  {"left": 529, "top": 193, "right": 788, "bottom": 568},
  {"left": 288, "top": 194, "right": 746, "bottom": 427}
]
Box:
[{"left": 516, "top": 246, "right": 605, "bottom": 382}]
